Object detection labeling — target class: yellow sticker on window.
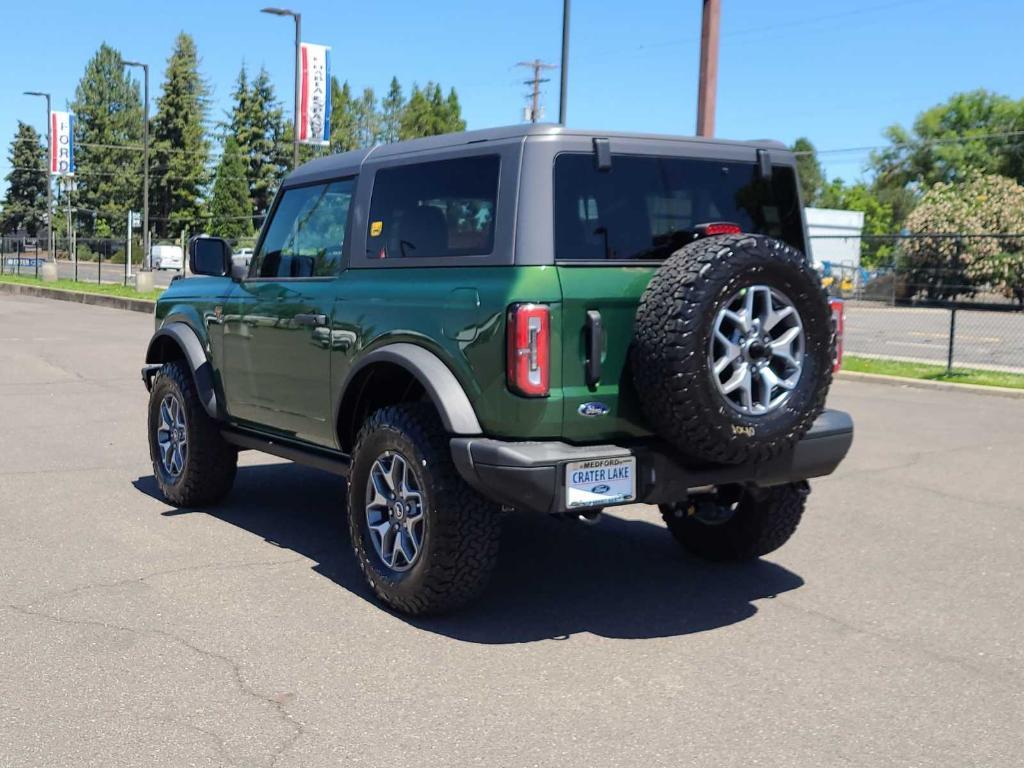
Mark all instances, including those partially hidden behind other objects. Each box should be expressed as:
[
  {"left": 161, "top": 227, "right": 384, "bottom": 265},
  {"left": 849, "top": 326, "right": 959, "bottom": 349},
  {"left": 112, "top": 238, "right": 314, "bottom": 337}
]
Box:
[{"left": 370, "top": 220, "right": 383, "bottom": 237}]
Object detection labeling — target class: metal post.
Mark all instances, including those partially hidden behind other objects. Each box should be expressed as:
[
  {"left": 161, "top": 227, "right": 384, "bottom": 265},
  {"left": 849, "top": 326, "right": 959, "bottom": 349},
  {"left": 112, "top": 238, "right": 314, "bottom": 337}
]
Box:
[
  {"left": 696, "top": 0, "right": 720, "bottom": 137},
  {"left": 559, "top": 0, "right": 570, "bottom": 125},
  {"left": 17, "top": 240, "right": 21, "bottom": 275},
  {"left": 947, "top": 307, "right": 957, "bottom": 374},
  {"left": 23, "top": 91, "right": 53, "bottom": 259},
  {"left": 124, "top": 61, "right": 150, "bottom": 269},
  {"left": 98, "top": 246, "right": 102, "bottom": 286},
  {"left": 261, "top": 8, "right": 301, "bottom": 170},
  {"left": 294, "top": 13, "right": 301, "bottom": 169},
  {"left": 34, "top": 241, "right": 39, "bottom": 279},
  {"left": 125, "top": 210, "right": 131, "bottom": 286}
]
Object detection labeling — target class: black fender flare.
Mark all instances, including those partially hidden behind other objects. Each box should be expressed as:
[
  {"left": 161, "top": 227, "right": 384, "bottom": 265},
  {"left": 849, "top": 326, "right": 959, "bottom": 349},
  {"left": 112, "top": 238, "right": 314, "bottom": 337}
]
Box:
[
  {"left": 338, "top": 343, "right": 482, "bottom": 436},
  {"left": 144, "top": 322, "right": 219, "bottom": 419}
]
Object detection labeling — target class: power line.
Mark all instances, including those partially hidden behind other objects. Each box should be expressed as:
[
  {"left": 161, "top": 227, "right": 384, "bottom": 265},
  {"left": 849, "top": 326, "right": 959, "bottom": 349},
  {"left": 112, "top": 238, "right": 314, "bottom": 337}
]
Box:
[
  {"left": 516, "top": 60, "right": 557, "bottom": 123},
  {"left": 792, "top": 130, "right": 1024, "bottom": 158}
]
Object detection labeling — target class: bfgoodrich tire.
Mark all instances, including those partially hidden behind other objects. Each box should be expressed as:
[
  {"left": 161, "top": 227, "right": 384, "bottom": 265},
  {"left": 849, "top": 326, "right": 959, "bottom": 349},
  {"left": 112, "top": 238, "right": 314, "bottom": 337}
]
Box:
[
  {"left": 147, "top": 360, "right": 237, "bottom": 506},
  {"left": 347, "top": 403, "right": 502, "bottom": 615},
  {"left": 632, "top": 233, "right": 833, "bottom": 465},
  {"left": 660, "top": 483, "right": 809, "bottom": 561}
]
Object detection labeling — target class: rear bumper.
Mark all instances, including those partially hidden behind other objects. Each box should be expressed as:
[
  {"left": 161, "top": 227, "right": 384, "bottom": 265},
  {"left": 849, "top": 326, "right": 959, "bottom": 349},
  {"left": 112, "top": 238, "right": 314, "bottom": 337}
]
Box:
[{"left": 451, "top": 410, "right": 854, "bottom": 514}]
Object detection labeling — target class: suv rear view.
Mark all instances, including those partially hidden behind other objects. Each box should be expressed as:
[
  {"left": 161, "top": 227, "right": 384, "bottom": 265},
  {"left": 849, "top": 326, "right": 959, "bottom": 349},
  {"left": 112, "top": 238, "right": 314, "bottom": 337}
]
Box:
[{"left": 143, "top": 125, "right": 853, "bottom": 615}]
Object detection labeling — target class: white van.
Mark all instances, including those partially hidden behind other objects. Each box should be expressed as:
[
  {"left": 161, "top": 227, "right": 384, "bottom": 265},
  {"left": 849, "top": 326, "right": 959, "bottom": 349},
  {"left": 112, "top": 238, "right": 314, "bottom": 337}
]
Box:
[{"left": 150, "top": 245, "right": 184, "bottom": 271}]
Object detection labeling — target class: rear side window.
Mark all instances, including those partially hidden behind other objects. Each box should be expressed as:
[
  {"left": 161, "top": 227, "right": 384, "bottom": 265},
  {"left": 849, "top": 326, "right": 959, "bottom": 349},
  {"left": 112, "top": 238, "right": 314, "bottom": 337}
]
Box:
[
  {"left": 254, "top": 178, "right": 354, "bottom": 278},
  {"left": 554, "top": 154, "right": 804, "bottom": 262},
  {"left": 366, "top": 155, "right": 500, "bottom": 259}
]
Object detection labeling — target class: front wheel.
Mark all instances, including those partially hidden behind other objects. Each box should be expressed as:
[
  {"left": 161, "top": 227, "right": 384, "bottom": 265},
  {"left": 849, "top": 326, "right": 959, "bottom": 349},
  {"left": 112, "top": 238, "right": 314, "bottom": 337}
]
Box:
[
  {"left": 147, "top": 360, "right": 237, "bottom": 506},
  {"left": 660, "top": 482, "right": 809, "bottom": 561},
  {"left": 347, "top": 403, "right": 502, "bottom": 615}
]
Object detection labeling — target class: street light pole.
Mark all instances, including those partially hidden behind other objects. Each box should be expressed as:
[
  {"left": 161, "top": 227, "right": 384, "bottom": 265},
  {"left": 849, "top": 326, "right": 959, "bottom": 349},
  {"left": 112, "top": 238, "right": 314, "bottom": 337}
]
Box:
[
  {"left": 23, "top": 91, "right": 52, "bottom": 259},
  {"left": 559, "top": 0, "right": 570, "bottom": 125},
  {"left": 123, "top": 60, "right": 149, "bottom": 269},
  {"left": 261, "top": 7, "right": 302, "bottom": 170}
]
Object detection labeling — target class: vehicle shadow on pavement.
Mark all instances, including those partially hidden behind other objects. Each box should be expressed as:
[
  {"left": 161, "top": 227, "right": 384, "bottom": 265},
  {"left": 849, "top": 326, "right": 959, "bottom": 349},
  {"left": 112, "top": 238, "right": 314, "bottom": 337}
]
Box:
[{"left": 135, "top": 462, "right": 804, "bottom": 643}]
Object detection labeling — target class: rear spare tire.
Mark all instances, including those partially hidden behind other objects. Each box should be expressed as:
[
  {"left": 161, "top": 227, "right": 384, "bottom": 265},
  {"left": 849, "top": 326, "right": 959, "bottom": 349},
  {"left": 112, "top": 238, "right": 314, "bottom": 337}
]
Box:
[{"left": 632, "top": 233, "right": 832, "bottom": 465}]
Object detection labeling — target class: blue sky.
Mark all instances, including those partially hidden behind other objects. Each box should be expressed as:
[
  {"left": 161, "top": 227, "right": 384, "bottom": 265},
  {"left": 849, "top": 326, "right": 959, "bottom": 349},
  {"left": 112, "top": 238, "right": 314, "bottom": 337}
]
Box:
[{"left": 1, "top": 0, "right": 1021, "bottom": 192}]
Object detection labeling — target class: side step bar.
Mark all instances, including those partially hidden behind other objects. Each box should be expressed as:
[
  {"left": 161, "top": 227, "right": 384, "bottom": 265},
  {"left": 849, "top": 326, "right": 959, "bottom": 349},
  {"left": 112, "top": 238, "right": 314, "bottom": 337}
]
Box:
[{"left": 220, "top": 428, "right": 351, "bottom": 477}]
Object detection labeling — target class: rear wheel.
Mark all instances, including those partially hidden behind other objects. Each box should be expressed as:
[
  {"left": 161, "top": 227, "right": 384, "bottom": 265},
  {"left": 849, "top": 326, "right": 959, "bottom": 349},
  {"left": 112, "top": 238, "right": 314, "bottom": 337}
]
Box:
[
  {"left": 659, "top": 482, "right": 809, "bottom": 561},
  {"left": 347, "top": 403, "right": 502, "bottom": 615}
]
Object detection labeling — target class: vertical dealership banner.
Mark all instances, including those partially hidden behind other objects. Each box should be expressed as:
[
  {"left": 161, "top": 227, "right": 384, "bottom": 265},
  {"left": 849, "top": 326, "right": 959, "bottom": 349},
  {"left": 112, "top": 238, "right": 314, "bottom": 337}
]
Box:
[
  {"left": 50, "top": 111, "right": 75, "bottom": 176},
  {"left": 299, "top": 43, "right": 331, "bottom": 145}
]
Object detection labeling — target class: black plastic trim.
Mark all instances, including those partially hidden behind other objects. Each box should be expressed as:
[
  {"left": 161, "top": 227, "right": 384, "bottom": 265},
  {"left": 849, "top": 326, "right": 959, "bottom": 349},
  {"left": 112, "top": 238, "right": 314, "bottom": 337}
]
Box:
[
  {"left": 451, "top": 409, "right": 854, "bottom": 513},
  {"left": 144, "top": 323, "right": 219, "bottom": 419},
  {"left": 221, "top": 427, "right": 351, "bottom": 477}
]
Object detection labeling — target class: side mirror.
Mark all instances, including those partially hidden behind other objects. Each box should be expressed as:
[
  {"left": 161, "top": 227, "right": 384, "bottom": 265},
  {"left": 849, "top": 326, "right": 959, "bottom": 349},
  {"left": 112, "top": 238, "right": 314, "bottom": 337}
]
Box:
[{"left": 188, "top": 236, "right": 232, "bottom": 277}]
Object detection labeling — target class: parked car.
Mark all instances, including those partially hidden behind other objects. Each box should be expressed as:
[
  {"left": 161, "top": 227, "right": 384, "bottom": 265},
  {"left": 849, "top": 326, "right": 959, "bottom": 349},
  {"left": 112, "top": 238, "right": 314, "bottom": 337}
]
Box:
[
  {"left": 150, "top": 244, "right": 184, "bottom": 271},
  {"left": 231, "top": 247, "right": 254, "bottom": 270},
  {"left": 142, "top": 124, "right": 854, "bottom": 615}
]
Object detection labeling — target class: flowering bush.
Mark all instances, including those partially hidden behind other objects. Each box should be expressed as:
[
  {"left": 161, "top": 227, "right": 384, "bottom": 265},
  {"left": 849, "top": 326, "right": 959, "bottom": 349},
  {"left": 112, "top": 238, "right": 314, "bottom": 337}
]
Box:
[{"left": 904, "top": 173, "right": 1024, "bottom": 302}]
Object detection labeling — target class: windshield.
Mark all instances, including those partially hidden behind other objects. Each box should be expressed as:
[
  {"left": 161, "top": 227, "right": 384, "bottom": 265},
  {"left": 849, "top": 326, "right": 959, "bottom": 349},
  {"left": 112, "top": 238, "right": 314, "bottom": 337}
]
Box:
[{"left": 554, "top": 153, "right": 804, "bottom": 262}]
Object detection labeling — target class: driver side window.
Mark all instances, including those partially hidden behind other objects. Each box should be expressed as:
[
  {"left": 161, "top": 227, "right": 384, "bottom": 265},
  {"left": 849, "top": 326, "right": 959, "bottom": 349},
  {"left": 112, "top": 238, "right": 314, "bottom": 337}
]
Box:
[{"left": 252, "top": 178, "right": 354, "bottom": 278}]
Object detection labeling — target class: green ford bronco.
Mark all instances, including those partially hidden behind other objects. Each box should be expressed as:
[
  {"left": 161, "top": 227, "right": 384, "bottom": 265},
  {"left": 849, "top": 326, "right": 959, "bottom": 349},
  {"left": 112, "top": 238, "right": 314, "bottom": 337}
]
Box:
[{"left": 142, "top": 124, "right": 853, "bottom": 614}]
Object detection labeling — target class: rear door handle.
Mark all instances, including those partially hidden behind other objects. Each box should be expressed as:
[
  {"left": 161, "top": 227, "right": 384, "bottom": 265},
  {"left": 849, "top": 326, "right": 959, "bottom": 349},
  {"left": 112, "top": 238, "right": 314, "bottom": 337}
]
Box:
[
  {"left": 294, "top": 313, "right": 328, "bottom": 327},
  {"left": 585, "top": 309, "right": 603, "bottom": 388}
]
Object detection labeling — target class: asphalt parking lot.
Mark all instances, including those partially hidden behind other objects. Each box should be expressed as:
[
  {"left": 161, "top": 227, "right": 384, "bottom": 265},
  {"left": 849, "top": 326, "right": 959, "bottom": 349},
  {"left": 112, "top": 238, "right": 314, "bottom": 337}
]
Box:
[{"left": 1, "top": 294, "right": 1022, "bottom": 767}]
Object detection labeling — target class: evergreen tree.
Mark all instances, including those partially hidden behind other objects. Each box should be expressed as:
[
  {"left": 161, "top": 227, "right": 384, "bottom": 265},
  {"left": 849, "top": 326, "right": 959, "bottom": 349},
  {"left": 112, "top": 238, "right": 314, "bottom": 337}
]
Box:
[
  {"left": 791, "top": 137, "right": 824, "bottom": 206},
  {"left": 70, "top": 43, "right": 143, "bottom": 234},
  {"left": 353, "top": 87, "right": 380, "bottom": 148},
  {"left": 329, "top": 78, "right": 358, "bottom": 152},
  {"left": 228, "top": 65, "right": 290, "bottom": 227},
  {"left": 380, "top": 77, "right": 404, "bottom": 144},
  {"left": 399, "top": 84, "right": 433, "bottom": 140},
  {"left": 0, "top": 122, "right": 48, "bottom": 235},
  {"left": 150, "top": 32, "right": 210, "bottom": 238},
  {"left": 444, "top": 87, "right": 466, "bottom": 133},
  {"left": 400, "top": 82, "right": 465, "bottom": 139},
  {"left": 208, "top": 136, "right": 253, "bottom": 239}
]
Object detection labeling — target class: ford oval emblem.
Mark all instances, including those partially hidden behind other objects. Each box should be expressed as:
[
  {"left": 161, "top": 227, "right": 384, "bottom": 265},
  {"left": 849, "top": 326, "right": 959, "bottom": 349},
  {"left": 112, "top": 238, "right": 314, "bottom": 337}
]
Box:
[
  {"left": 578, "top": 402, "right": 610, "bottom": 417},
  {"left": 591, "top": 484, "right": 611, "bottom": 494}
]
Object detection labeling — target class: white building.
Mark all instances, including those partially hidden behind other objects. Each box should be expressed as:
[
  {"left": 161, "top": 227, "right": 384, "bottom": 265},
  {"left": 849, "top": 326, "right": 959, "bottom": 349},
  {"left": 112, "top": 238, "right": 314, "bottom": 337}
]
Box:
[{"left": 805, "top": 207, "right": 865, "bottom": 269}]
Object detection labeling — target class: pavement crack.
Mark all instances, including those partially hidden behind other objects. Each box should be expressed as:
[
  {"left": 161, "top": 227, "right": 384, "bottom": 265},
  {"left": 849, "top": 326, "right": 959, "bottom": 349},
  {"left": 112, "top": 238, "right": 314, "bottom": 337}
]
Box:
[
  {"left": 772, "top": 596, "right": 1021, "bottom": 694},
  {"left": 23, "top": 554, "right": 321, "bottom": 608},
  {"left": 1, "top": 602, "right": 307, "bottom": 768}
]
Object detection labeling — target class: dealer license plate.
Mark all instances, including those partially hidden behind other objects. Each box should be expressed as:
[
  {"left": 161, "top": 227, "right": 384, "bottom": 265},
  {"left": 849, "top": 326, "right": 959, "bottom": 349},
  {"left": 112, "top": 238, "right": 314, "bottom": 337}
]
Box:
[{"left": 565, "top": 457, "right": 637, "bottom": 509}]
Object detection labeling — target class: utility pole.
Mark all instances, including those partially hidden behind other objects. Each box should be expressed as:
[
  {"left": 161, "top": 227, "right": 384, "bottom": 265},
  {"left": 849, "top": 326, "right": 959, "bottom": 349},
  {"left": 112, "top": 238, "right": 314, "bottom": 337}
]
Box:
[
  {"left": 23, "top": 91, "right": 52, "bottom": 259},
  {"left": 517, "top": 59, "right": 557, "bottom": 123},
  {"left": 696, "top": 0, "right": 721, "bottom": 137},
  {"left": 261, "top": 7, "right": 302, "bottom": 170},
  {"left": 123, "top": 60, "right": 149, "bottom": 268},
  {"left": 559, "top": 0, "right": 571, "bottom": 124}
]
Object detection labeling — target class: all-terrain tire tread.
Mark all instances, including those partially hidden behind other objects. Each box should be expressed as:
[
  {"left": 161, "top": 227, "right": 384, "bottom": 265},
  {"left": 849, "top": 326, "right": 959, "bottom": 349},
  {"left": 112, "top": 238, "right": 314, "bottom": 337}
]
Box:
[
  {"left": 348, "top": 403, "right": 501, "bottom": 615},
  {"left": 148, "top": 360, "right": 237, "bottom": 507},
  {"left": 632, "top": 234, "right": 833, "bottom": 464}
]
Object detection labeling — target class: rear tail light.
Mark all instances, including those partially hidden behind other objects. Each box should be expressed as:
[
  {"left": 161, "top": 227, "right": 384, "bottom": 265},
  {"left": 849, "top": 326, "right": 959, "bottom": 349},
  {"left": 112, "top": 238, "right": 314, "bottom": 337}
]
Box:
[
  {"left": 507, "top": 303, "right": 550, "bottom": 397},
  {"left": 830, "top": 298, "right": 844, "bottom": 372},
  {"left": 696, "top": 221, "right": 742, "bottom": 237}
]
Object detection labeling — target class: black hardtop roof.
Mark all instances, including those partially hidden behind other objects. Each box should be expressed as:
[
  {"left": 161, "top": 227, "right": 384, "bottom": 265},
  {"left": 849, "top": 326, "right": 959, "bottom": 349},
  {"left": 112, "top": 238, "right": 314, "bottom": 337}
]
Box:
[{"left": 284, "top": 123, "right": 790, "bottom": 187}]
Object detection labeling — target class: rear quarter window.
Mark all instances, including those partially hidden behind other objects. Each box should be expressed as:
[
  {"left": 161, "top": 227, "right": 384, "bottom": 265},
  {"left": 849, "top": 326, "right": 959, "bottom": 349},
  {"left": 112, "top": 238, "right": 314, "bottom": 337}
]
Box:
[
  {"left": 366, "top": 155, "right": 500, "bottom": 260},
  {"left": 554, "top": 153, "right": 804, "bottom": 262}
]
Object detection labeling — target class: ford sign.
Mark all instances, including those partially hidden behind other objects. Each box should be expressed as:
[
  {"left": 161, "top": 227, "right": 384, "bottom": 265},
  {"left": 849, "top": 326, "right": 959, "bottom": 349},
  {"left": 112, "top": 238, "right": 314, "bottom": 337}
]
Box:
[
  {"left": 591, "top": 484, "right": 611, "bottom": 494},
  {"left": 578, "top": 402, "right": 610, "bottom": 417}
]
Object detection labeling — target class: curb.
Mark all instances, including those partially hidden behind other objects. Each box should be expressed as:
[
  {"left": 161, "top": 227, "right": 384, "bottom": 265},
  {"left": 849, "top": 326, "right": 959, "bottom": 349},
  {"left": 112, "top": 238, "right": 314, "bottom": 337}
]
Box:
[
  {"left": 0, "top": 281, "right": 155, "bottom": 314},
  {"left": 838, "top": 370, "right": 1024, "bottom": 400}
]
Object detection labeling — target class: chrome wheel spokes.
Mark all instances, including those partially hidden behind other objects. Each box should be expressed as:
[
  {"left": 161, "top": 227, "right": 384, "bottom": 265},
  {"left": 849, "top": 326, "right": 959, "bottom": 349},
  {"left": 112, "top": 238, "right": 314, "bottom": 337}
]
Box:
[
  {"left": 156, "top": 393, "right": 187, "bottom": 477},
  {"left": 709, "top": 285, "right": 805, "bottom": 416},
  {"left": 365, "top": 451, "right": 426, "bottom": 572}
]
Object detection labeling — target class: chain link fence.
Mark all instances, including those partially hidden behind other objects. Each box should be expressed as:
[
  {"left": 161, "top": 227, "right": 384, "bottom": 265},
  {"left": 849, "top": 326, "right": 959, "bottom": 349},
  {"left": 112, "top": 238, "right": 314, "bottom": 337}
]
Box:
[
  {"left": 812, "top": 233, "right": 1024, "bottom": 374},
  {"left": 0, "top": 234, "right": 260, "bottom": 288}
]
